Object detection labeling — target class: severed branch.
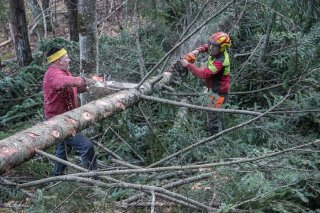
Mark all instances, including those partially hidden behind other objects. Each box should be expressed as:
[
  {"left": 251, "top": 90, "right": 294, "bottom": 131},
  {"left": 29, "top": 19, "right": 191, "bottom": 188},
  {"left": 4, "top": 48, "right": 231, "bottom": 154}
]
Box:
[
  {"left": 35, "top": 149, "right": 87, "bottom": 172},
  {"left": 37, "top": 147, "right": 204, "bottom": 209},
  {"left": 122, "top": 171, "right": 214, "bottom": 206},
  {"left": 152, "top": 192, "right": 199, "bottom": 210},
  {"left": 0, "top": 177, "right": 35, "bottom": 198},
  {"left": 92, "top": 139, "right": 124, "bottom": 161},
  {"left": 125, "top": 189, "right": 203, "bottom": 210},
  {"left": 147, "top": 91, "right": 290, "bottom": 168},
  {"left": 19, "top": 139, "right": 320, "bottom": 188},
  {"left": 50, "top": 186, "right": 81, "bottom": 213},
  {"left": 36, "top": 150, "right": 198, "bottom": 211},
  {"left": 110, "top": 158, "right": 141, "bottom": 169},
  {"left": 140, "top": 94, "right": 262, "bottom": 116},
  {"left": 93, "top": 140, "right": 143, "bottom": 169},
  {"left": 110, "top": 127, "right": 145, "bottom": 163},
  {"left": 150, "top": 190, "right": 155, "bottom": 213},
  {"left": 231, "top": 181, "right": 300, "bottom": 209},
  {"left": 138, "top": 104, "right": 154, "bottom": 132},
  {"left": 35, "top": 149, "right": 120, "bottom": 184},
  {"left": 19, "top": 176, "right": 216, "bottom": 212}
]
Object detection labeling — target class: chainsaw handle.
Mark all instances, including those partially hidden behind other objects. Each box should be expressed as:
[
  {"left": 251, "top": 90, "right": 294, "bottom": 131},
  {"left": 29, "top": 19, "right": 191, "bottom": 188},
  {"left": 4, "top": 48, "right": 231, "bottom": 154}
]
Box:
[{"left": 173, "top": 60, "right": 188, "bottom": 77}]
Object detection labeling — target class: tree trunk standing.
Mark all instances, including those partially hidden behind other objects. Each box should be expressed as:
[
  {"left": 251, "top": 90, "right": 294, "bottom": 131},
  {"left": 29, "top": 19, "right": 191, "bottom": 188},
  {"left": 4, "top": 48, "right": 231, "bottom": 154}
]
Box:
[
  {"left": 10, "top": 0, "right": 33, "bottom": 66},
  {"left": 27, "top": 0, "right": 42, "bottom": 38},
  {"left": 259, "top": 0, "right": 277, "bottom": 63},
  {"left": 78, "top": 0, "right": 98, "bottom": 74},
  {"left": 184, "top": 1, "right": 192, "bottom": 28},
  {"left": 78, "top": 0, "right": 98, "bottom": 106},
  {"left": 65, "top": 0, "right": 79, "bottom": 42},
  {"left": 41, "top": 0, "right": 52, "bottom": 32},
  {"left": 151, "top": 0, "right": 157, "bottom": 12},
  {"left": 105, "top": 0, "right": 109, "bottom": 16},
  {"left": 134, "top": 1, "right": 146, "bottom": 79},
  {"left": 180, "top": 1, "right": 193, "bottom": 55}
]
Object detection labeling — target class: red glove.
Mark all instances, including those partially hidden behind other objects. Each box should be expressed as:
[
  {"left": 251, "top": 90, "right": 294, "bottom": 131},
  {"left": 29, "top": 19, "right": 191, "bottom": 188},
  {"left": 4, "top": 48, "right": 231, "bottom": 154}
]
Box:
[{"left": 184, "top": 53, "right": 196, "bottom": 63}]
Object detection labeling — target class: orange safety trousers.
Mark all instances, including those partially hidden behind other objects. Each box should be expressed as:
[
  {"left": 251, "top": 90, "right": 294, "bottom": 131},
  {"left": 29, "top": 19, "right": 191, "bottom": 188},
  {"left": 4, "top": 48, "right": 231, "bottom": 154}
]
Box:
[{"left": 208, "top": 95, "right": 225, "bottom": 108}]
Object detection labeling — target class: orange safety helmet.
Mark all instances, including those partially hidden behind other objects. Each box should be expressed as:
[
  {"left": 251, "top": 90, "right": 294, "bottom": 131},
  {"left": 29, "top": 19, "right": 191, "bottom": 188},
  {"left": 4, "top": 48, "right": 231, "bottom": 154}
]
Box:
[{"left": 209, "top": 32, "right": 231, "bottom": 52}]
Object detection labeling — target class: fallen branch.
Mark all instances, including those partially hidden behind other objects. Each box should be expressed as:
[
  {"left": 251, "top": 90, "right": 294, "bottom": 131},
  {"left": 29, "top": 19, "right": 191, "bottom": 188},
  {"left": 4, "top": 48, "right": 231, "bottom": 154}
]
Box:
[
  {"left": 122, "top": 171, "right": 214, "bottom": 206},
  {"left": 50, "top": 186, "right": 81, "bottom": 213},
  {"left": 140, "top": 94, "right": 262, "bottom": 116},
  {"left": 147, "top": 91, "right": 289, "bottom": 168},
  {"left": 92, "top": 139, "right": 124, "bottom": 161},
  {"left": 18, "top": 139, "right": 320, "bottom": 187},
  {"left": 0, "top": 177, "right": 35, "bottom": 198},
  {"left": 110, "top": 127, "right": 145, "bottom": 162},
  {"left": 19, "top": 176, "right": 216, "bottom": 212}
]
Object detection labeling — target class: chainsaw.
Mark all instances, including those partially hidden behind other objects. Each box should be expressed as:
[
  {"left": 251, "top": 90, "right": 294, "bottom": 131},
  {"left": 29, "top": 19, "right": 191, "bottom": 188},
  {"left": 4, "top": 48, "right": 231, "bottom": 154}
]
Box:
[
  {"left": 91, "top": 53, "right": 196, "bottom": 88},
  {"left": 168, "top": 52, "right": 197, "bottom": 77},
  {"left": 91, "top": 71, "right": 137, "bottom": 90}
]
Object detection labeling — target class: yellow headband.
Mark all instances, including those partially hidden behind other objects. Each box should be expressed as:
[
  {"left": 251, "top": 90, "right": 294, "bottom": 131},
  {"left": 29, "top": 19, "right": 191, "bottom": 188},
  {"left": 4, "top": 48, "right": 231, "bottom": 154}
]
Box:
[{"left": 47, "top": 48, "right": 67, "bottom": 63}]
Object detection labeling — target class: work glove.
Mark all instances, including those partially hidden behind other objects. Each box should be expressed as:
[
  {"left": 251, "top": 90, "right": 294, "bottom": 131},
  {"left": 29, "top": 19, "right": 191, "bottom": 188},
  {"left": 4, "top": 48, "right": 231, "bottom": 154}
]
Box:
[
  {"left": 183, "top": 53, "right": 196, "bottom": 64},
  {"left": 191, "top": 49, "right": 199, "bottom": 56}
]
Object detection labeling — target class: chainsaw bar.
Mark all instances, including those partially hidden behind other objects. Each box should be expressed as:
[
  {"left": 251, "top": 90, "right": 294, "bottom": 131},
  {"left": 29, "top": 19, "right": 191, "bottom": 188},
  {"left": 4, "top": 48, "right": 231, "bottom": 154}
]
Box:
[{"left": 170, "top": 60, "right": 188, "bottom": 77}]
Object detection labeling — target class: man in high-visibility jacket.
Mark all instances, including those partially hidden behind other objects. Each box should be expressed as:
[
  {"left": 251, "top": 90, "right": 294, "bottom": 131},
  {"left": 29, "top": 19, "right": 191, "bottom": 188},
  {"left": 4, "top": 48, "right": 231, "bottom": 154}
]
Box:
[{"left": 180, "top": 32, "right": 231, "bottom": 135}]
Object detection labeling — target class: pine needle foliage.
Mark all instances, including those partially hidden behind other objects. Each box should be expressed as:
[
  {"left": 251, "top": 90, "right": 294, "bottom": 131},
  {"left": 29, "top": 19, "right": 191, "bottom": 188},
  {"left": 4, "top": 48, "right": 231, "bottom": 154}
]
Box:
[{"left": 1, "top": 0, "right": 319, "bottom": 212}]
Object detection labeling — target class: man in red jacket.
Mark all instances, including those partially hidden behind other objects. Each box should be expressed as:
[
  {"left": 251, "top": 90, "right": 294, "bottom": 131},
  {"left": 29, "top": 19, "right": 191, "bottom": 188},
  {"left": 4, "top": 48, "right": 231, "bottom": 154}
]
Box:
[
  {"left": 43, "top": 46, "right": 98, "bottom": 176},
  {"left": 180, "top": 32, "right": 231, "bottom": 135}
]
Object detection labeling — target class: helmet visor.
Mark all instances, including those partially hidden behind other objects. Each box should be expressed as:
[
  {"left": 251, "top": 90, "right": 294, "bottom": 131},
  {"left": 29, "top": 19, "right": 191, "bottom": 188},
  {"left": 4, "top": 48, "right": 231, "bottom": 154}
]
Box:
[{"left": 208, "top": 42, "right": 221, "bottom": 56}]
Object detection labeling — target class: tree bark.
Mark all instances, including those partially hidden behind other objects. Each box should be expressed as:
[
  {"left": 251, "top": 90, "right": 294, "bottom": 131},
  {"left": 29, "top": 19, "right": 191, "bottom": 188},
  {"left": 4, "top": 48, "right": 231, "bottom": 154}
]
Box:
[
  {"left": 0, "top": 73, "right": 172, "bottom": 175},
  {"left": 134, "top": 1, "right": 146, "bottom": 79},
  {"left": 41, "top": 0, "right": 52, "bottom": 32},
  {"left": 78, "top": 0, "right": 98, "bottom": 74},
  {"left": 259, "top": 0, "right": 276, "bottom": 63},
  {"left": 78, "top": 0, "right": 98, "bottom": 105},
  {"left": 65, "top": 0, "right": 79, "bottom": 42},
  {"left": 9, "top": 0, "right": 33, "bottom": 66},
  {"left": 27, "top": 0, "right": 42, "bottom": 37}
]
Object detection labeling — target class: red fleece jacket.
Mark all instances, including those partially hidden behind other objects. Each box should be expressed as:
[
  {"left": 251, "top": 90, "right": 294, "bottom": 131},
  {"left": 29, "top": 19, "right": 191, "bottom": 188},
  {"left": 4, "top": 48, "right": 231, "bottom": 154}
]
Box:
[{"left": 43, "top": 66, "right": 87, "bottom": 119}]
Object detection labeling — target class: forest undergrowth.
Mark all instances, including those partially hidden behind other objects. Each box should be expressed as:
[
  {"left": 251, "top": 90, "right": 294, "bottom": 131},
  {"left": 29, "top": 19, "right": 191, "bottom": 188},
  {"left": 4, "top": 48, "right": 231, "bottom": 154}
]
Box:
[{"left": 0, "top": 0, "right": 319, "bottom": 212}]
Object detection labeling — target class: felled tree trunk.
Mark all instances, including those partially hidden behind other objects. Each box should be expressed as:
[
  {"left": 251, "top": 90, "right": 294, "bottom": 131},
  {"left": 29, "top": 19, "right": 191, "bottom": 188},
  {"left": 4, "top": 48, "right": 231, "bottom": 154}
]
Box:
[{"left": 0, "top": 73, "right": 172, "bottom": 175}]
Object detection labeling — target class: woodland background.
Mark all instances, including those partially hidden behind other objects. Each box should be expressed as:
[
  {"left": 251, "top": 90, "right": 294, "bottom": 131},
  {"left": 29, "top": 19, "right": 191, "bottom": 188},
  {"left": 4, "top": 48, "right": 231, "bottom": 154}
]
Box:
[{"left": 0, "top": 0, "right": 319, "bottom": 212}]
